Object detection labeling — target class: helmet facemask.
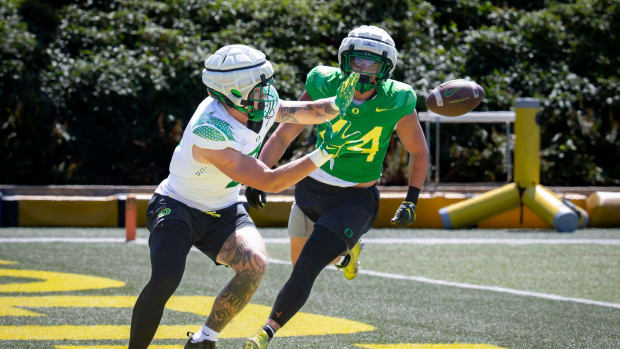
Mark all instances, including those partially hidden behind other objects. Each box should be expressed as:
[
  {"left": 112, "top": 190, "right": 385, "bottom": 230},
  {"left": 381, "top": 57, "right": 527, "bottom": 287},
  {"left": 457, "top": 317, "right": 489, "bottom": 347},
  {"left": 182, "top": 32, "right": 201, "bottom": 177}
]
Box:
[
  {"left": 239, "top": 74, "right": 278, "bottom": 122},
  {"left": 338, "top": 25, "right": 398, "bottom": 93},
  {"left": 341, "top": 49, "right": 393, "bottom": 92},
  {"left": 208, "top": 73, "right": 278, "bottom": 123}
]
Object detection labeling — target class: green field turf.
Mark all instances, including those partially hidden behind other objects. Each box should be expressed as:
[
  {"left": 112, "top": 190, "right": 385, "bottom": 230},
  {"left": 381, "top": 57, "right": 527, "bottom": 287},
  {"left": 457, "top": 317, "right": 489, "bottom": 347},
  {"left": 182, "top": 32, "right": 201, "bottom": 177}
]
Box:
[{"left": 0, "top": 227, "right": 619, "bottom": 349}]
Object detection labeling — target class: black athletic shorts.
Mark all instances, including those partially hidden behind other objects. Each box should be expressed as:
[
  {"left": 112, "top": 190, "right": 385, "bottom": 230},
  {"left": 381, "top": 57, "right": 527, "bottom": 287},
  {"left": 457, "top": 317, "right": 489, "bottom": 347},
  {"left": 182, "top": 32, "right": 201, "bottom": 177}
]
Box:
[
  {"left": 294, "top": 176, "right": 380, "bottom": 249},
  {"left": 146, "top": 193, "right": 255, "bottom": 264}
]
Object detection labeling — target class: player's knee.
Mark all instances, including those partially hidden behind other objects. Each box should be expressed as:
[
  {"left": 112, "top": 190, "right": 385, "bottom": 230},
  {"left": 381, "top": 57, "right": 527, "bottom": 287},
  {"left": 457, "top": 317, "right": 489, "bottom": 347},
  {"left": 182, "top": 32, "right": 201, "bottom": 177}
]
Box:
[
  {"left": 249, "top": 249, "right": 269, "bottom": 276},
  {"left": 233, "top": 247, "right": 268, "bottom": 277},
  {"left": 144, "top": 272, "right": 182, "bottom": 302},
  {"left": 150, "top": 267, "right": 183, "bottom": 289}
]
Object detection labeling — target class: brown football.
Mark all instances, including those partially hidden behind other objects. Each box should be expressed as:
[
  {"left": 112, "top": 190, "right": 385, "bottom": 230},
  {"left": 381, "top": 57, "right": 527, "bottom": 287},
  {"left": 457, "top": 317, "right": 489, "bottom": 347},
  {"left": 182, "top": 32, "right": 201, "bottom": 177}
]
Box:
[{"left": 425, "top": 79, "right": 485, "bottom": 116}]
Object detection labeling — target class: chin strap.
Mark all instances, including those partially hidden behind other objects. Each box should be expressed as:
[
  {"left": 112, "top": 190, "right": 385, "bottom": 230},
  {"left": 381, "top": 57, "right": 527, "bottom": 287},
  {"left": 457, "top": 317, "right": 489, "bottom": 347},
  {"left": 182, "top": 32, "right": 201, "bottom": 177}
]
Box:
[{"left": 245, "top": 119, "right": 262, "bottom": 133}]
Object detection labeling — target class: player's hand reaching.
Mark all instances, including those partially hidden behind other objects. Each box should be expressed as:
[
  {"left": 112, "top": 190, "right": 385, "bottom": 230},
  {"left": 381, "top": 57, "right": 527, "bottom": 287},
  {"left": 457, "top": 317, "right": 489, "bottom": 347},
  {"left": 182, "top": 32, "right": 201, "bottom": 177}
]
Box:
[
  {"left": 391, "top": 201, "right": 416, "bottom": 226},
  {"left": 245, "top": 186, "right": 267, "bottom": 209},
  {"left": 335, "top": 72, "right": 360, "bottom": 116},
  {"left": 320, "top": 120, "right": 364, "bottom": 157}
]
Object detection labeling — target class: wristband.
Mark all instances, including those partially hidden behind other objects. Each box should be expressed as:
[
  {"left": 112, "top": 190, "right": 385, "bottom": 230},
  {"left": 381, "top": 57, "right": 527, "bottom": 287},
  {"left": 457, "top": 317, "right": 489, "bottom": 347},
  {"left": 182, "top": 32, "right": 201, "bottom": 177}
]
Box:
[
  {"left": 405, "top": 186, "right": 421, "bottom": 204},
  {"left": 308, "top": 148, "right": 332, "bottom": 167}
]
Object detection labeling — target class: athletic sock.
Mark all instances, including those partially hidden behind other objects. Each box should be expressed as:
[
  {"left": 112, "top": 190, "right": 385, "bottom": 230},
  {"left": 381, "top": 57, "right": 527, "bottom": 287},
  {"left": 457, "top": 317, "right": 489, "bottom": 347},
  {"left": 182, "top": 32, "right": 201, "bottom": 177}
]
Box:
[
  {"left": 263, "top": 325, "right": 275, "bottom": 341},
  {"left": 191, "top": 324, "right": 219, "bottom": 343}
]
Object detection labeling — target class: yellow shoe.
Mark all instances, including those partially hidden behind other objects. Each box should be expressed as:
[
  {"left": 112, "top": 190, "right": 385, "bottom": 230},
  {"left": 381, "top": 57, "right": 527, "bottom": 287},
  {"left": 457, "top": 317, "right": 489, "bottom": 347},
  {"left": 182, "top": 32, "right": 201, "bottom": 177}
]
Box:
[
  {"left": 341, "top": 241, "right": 363, "bottom": 280},
  {"left": 243, "top": 329, "right": 269, "bottom": 349}
]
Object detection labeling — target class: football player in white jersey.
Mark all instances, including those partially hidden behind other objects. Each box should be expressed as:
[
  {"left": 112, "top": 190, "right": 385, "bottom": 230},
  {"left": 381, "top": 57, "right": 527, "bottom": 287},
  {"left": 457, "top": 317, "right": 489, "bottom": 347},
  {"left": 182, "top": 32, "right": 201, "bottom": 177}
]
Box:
[{"left": 128, "top": 44, "right": 362, "bottom": 349}]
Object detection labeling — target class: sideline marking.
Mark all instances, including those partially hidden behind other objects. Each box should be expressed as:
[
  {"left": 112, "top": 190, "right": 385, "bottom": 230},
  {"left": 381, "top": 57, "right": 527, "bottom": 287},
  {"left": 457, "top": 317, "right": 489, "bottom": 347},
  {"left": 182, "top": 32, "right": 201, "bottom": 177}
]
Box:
[
  {"left": 2, "top": 237, "right": 620, "bottom": 245},
  {"left": 3, "top": 237, "right": 619, "bottom": 309},
  {"left": 0, "top": 237, "right": 620, "bottom": 246},
  {"left": 355, "top": 344, "right": 506, "bottom": 349},
  {"left": 56, "top": 346, "right": 180, "bottom": 349},
  {"left": 269, "top": 257, "right": 620, "bottom": 310}
]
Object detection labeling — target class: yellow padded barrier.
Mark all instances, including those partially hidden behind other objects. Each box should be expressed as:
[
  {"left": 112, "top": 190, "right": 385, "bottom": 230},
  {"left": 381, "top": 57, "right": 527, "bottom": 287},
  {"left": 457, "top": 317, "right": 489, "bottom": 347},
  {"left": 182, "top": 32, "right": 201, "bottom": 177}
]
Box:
[
  {"left": 477, "top": 194, "right": 587, "bottom": 229},
  {"left": 513, "top": 100, "right": 541, "bottom": 187},
  {"left": 522, "top": 185, "right": 579, "bottom": 232},
  {"left": 18, "top": 196, "right": 117, "bottom": 227},
  {"left": 6, "top": 192, "right": 597, "bottom": 228},
  {"left": 586, "top": 191, "right": 620, "bottom": 227},
  {"left": 247, "top": 195, "right": 295, "bottom": 227},
  {"left": 438, "top": 183, "right": 521, "bottom": 229},
  {"left": 119, "top": 193, "right": 591, "bottom": 229},
  {"left": 134, "top": 194, "right": 152, "bottom": 228},
  {"left": 378, "top": 193, "right": 463, "bottom": 228}
]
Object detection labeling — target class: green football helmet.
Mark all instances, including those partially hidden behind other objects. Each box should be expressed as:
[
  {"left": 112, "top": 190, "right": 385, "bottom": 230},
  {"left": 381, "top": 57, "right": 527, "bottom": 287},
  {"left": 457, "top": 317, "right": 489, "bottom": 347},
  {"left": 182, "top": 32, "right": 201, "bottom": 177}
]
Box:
[
  {"left": 338, "top": 25, "right": 398, "bottom": 92},
  {"left": 202, "top": 45, "right": 279, "bottom": 122}
]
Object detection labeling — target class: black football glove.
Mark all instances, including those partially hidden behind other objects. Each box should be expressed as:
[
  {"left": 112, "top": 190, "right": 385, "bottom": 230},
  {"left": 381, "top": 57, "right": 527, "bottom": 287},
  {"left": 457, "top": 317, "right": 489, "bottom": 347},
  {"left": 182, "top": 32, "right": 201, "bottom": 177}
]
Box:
[
  {"left": 245, "top": 186, "right": 266, "bottom": 209},
  {"left": 391, "top": 201, "right": 417, "bottom": 226}
]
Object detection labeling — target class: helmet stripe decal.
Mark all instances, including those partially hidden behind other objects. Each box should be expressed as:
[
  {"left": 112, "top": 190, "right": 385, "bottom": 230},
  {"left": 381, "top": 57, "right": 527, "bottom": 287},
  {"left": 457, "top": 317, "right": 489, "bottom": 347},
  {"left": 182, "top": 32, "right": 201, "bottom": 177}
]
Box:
[{"left": 204, "top": 61, "right": 267, "bottom": 73}]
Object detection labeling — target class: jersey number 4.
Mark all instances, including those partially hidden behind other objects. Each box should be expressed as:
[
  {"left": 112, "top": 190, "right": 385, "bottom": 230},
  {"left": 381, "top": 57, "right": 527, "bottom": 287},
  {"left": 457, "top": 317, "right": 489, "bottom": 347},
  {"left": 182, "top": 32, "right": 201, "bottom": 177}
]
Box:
[{"left": 320, "top": 119, "right": 383, "bottom": 162}]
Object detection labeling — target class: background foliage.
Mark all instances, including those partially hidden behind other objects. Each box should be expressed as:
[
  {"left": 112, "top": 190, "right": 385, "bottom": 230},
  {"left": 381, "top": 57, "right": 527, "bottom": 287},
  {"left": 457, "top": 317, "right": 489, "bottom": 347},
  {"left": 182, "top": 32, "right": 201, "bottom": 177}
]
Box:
[{"left": 1, "top": 0, "right": 618, "bottom": 185}]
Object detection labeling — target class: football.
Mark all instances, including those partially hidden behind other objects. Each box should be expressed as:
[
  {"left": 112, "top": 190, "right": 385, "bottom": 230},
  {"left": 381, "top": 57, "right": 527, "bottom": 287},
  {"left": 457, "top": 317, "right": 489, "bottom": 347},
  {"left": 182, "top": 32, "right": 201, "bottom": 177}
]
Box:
[{"left": 425, "top": 79, "right": 485, "bottom": 117}]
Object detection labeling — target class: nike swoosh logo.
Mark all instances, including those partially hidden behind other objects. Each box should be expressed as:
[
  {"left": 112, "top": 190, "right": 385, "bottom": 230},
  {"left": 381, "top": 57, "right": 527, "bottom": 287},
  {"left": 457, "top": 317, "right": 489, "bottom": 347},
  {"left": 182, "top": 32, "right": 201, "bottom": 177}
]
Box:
[
  {"left": 445, "top": 87, "right": 463, "bottom": 97},
  {"left": 376, "top": 107, "right": 390, "bottom": 112}
]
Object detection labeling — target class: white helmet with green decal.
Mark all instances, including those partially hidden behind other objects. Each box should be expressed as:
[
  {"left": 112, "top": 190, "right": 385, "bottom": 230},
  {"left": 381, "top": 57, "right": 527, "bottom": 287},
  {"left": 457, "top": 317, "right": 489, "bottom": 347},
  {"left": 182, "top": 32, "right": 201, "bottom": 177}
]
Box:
[
  {"left": 202, "top": 44, "right": 278, "bottom": 122},
  {"left": 338, "top": 25, "right": 398, "bottom": 92}
]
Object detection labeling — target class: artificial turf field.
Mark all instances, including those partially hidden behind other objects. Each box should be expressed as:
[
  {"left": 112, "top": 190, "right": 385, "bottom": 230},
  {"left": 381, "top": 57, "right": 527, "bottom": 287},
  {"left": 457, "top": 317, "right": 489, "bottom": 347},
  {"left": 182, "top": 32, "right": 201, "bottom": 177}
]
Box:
[{"left": 0, "top": 227, "right": 619, "bottom": 349}]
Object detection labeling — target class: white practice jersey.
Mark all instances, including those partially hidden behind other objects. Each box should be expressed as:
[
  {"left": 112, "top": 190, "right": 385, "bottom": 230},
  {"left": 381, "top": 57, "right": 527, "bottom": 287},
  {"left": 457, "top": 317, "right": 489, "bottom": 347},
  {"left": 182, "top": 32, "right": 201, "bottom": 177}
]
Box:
[{"left": 156, "top": 96, "right": 279, "bottom": 211}]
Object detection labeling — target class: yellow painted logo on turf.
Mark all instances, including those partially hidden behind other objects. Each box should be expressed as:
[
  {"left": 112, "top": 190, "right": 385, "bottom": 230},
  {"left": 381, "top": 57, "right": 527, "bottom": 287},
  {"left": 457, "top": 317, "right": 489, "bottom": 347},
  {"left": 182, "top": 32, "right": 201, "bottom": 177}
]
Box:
[
  {"left": 0, "top": 260, "right": 373, "bottom": 341},
  {"left": 0, "top": 260, "right": 507, "bottom": 349}
]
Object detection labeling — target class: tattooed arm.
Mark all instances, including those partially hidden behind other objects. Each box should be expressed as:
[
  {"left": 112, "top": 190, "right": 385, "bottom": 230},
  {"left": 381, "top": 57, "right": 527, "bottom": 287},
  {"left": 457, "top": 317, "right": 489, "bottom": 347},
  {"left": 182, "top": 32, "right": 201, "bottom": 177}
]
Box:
[{"left": 275, "top": 96, "right": 339, "bottom": 124}]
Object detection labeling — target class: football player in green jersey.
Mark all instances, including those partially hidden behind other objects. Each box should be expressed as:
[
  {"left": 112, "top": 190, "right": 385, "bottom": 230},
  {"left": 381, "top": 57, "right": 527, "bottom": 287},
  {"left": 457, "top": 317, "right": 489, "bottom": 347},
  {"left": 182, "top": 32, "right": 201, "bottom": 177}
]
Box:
[{"left": 243, "top": 26, "right": 429, "bottom": 348}]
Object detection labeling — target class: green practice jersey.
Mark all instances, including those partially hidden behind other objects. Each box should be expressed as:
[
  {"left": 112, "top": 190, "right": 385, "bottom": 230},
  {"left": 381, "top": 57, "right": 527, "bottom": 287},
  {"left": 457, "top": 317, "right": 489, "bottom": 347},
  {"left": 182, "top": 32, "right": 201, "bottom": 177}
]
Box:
[{"left": 306, "top": 66, "right": 417, "bottom": 183}]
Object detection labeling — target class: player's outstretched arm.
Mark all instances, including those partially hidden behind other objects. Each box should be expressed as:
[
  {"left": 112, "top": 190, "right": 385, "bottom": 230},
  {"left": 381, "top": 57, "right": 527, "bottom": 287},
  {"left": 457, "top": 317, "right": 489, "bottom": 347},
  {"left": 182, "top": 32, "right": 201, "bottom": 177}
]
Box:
[
  {"left": 395, "top": 110, "right": 429, "bottom": 190},
  {"left": 391, "top": 110, "right": 430, "bottom": 226},
  {"left": 194, "top": 146, "right": 320, "bottom": 193},
  {"left": 247, "top": 73, "right": 360, "bottom": 205},
  {"left": 193, "top": 120, "right": 362, "bottom": 193},
  {"left": 260, "top": 91, "right": 313, "bottom": 169},
  {"left": 276, "top": 98, "right": 339, "bottom": 124},
  {"left": 275, "top": 72, "right": 359, "bottom": 124}
]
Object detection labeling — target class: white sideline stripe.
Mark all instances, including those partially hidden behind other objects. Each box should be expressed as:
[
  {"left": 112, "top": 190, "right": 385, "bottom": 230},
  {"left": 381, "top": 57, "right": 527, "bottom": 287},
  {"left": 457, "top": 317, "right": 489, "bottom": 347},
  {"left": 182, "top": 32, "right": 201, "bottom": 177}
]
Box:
[
  {"left": 2, "top": 236, "right": 620, "bottom": 309},
  {"left": 2, "top": 237, "right": 620, "bottom": 246},
  {"left": 268, "top": 258, "right": 620, "bottom": 310},
  {"left": 0, "top": 237, "right": 133, "bottom": 243},
  {"left": 263, "top": 238, "right": 620, "bottom": 245}
]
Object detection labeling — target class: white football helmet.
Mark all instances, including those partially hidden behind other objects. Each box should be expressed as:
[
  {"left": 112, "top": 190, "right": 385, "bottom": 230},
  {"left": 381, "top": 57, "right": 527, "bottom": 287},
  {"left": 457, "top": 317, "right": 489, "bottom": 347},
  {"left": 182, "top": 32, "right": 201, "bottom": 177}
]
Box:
[
  {"left": 338, "top": 25, "right": 398, "bottom": 92},
  {"left": 202, "top": 44, "right": 278, "bottom": 121}
]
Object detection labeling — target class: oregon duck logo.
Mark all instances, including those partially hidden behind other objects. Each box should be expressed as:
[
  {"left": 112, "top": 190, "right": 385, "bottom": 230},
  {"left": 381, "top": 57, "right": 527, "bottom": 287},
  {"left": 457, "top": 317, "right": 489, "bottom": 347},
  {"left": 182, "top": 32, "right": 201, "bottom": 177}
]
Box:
[
  {"left": 157, "top": 208, "right": 171, "bottom": 218},
  {"left": 344, "top": 228, "right": 354, "bottom": 238}
]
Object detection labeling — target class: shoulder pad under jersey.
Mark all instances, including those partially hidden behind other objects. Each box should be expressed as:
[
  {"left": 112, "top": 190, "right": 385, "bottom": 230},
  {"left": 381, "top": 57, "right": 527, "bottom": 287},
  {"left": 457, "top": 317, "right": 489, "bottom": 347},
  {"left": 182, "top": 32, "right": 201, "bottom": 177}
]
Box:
[{"left": 190, "top": 110, "right": 240, "bottom": 151}]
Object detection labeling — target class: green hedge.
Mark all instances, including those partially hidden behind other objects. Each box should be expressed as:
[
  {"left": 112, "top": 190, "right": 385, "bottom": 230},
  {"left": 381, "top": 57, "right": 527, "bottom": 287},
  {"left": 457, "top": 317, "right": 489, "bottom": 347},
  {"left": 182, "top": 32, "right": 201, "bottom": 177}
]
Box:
[{"left": 1, "top": 0, "right": 618, "bottom": 185}]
